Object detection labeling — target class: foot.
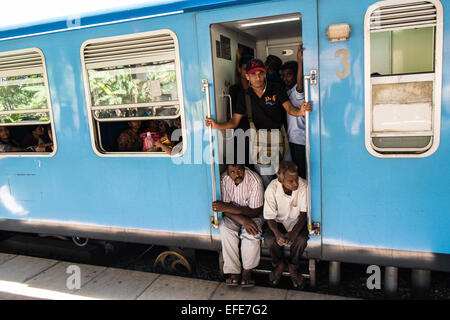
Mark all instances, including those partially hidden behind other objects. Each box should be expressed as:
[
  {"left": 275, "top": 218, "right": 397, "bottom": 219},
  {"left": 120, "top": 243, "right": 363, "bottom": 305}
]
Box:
[
  {"left": 225, "top": 274, "right": 240, "bottom": 286},
  {"left": 288, "top": 264, "right": 304, "bottom": 289},
  {"left": 241, "top": 269, "right": 255, "bottom": 288},
  {"left": 269, "top": 261, "right": 286, "bottom": 286}
]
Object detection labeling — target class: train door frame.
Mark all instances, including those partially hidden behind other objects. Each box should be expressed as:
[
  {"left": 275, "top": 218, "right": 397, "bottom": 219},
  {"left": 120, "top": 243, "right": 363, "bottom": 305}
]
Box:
[{"left": 194, "top": 0, "right": 322, "bottom": 258}]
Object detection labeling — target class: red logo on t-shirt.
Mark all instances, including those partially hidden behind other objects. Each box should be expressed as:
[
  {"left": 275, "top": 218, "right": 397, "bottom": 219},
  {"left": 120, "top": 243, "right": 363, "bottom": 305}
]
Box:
[{"left": 265, "top": 95, "right": 277, "bottom": 106}]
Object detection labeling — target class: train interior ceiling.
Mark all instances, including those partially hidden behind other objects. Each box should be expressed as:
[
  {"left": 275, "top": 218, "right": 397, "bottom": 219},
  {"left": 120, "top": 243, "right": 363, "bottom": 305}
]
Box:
[{"left": 210, "top": 13, "right": 302, "bottom": 160}]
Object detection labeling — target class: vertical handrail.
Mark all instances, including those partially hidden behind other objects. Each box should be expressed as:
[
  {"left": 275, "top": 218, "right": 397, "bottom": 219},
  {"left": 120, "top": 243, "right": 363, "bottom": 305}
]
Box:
[
  {"left": 304, "top": 75, "right": 313, "bottom": 235},
  {"left": 202, "top": 79, "right": 219, "bottom": 228},
  {"left": 222, "top": 92, "right": 234, "bottom": 136}
]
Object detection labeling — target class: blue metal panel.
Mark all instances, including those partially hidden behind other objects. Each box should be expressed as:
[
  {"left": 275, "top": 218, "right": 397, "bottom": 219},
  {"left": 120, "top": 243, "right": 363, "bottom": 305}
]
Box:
[
  {"left": 0, "top": 0, "right": 270, "bottom": 40},
  {"left": 0, "top": 12, "right": 214, "bottom": 236},
  {"left": 318, "top": 0, "right": 450, "bottom": 254}
]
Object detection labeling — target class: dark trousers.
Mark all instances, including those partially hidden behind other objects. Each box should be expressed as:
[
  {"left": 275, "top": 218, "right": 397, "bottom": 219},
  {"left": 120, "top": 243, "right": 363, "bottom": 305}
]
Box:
[
  {"left": 263, "top": 222, "right": 309, "bottom": 267},
  {"left": 289, "top": 142, "right": 306, "bottom": 180}
]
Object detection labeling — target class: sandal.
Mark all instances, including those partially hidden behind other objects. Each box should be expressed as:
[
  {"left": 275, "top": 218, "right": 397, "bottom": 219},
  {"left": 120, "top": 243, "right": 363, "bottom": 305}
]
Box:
[
  {"left": 241, "top": 270, "right": 255, "bottom": 288},
  {"left": 225, "top": 274, "right": 240, "bottom": 287},
  {"left": 269, "top": 262, "right": 286, "bottom": 286},
  {"left": 288, "top": 264, "right": 305, "bottom": 289},
  {"left": 240, "top": 278, "right": 255, "bottom": 288}
]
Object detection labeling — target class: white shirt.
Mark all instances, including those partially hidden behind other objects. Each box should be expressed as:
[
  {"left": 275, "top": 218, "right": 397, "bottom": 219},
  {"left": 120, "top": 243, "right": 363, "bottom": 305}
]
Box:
[
  {"left": 286, "top": 84, "right": 306, "bottom": 146},
  {"left": 263, "top": 177, "right": 307, "bottom": 232}
]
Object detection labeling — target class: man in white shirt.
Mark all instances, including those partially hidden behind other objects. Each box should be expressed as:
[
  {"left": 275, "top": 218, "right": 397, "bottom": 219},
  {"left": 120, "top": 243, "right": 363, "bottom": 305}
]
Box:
[
  {"left": 212, "top": 163, "right": 264, "bottom": 287},
  {"left": 263, "top": 161, "right": 309, "bottom": 289}
]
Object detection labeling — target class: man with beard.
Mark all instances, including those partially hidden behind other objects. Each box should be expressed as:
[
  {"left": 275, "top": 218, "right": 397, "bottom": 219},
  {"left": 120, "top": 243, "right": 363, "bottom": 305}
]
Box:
[{"left": 212, "top": 163, "right": 264, "bottom": 287}]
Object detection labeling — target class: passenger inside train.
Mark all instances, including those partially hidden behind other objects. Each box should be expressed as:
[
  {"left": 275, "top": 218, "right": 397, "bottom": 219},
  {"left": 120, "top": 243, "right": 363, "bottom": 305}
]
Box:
[
  {"left": 0, "top": 126, "right": 48, "bottom": 153},
  {"left": 155, "top": 118, "right": 183, "bottom": 155},
  {"left": 263, "top": 160, "right": 309, "bottom": 289},
  {"left": 117, "top": 120, "right": 142, "bottom": 152},
  {"left": 21, "top": 125, "right": 53, "bottom": 151},
  {"left": 213, "top": 161, "right": 264, "bottom": 287},
  {"left": 280, "top": 44, "right": 307, "bottom": 179}
]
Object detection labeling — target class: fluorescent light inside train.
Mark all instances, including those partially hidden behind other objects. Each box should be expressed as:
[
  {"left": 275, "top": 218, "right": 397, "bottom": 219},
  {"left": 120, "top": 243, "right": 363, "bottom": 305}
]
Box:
[{"left": 240, "top": 17, "right": 300, "bottom": 28}]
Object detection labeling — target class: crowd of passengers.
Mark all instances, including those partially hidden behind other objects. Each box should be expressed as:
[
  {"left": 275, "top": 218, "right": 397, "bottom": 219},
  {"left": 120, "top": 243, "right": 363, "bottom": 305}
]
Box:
[
  {"left": 0, "top": 125, "right": 53, "bottom": 153},
  {"left": 116, "top": 117, "right": 182, "bottom": 155},
  {"left": 207, "top": 44, "right": 312, "bottom": 289}
]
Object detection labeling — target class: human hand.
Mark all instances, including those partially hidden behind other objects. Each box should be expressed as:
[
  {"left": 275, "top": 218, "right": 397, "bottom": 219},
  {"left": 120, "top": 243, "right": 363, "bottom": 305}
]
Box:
[
  {"left": 275, "top": 233, "right": 287, "bottom": 247},
  {"left": 300, "top": 101, "right": 312, "bottom": 115},
  {"left": 284, "top": 231, "right": 299, "bottom": 247},
  {"left": 212, "top": 201, "right": 231, "bottom": 213},
  {"left": 241, "top": 216, "right": 260, "bottom": 236},
  {"left": 35, "top": 146, "right": 46, "bottom": 152},
  {"left": 205, "top": 117, "right": 217, "bottom": 129},
  {"left": 154, "top": 140, "right": 163, "bottom": 148}
]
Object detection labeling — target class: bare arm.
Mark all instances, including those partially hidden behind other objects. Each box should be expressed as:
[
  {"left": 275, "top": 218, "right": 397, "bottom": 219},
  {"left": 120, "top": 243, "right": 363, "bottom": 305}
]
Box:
[
  {"left": 296, "top": 43, "right": 304, "bottom": 93},
  {"left": 154, "top": 137, "right": 174, "bottom": 155},
  {"left": 223, "top": 212, "right": 260, "bottom": 236},
  {"left": 267, "top": 219, "right": 287, "bottom": 246},
  {"left": 205, "top": 113, "right": 243, "bottom": 130},
  {"left": 212, "top": 201, "right": 262, "bottom": 218},
  {"left": 282, "top": 100, "right": 311, "bottom": 117},
  {"left": 284, "top": 212, "right": 307, "bottom": 246}
]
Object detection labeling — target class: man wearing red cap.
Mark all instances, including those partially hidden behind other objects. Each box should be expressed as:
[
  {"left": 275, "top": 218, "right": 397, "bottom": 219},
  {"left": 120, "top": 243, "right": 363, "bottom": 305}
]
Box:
[{"left": 206, "top": 58, "right": 312, "bottom": 186}]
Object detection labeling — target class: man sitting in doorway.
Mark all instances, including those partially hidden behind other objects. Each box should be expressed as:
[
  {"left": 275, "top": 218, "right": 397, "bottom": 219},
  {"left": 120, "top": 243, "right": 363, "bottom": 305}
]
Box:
[
  {"left": 263, "top": 160, "right": 309, "bottom": 289},
  {"left": 212, "top": 163, "right": 264, "bottom": 287}
]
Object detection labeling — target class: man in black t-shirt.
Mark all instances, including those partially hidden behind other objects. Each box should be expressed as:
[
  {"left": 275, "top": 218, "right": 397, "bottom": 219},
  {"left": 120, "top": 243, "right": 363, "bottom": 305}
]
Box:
[{"left": 206, "top": 59, "right": 312, "bottom": 186}]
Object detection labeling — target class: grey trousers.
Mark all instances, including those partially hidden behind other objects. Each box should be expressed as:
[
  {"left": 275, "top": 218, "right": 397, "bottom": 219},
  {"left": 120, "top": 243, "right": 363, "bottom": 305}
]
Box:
[{"left": 220, "top": 215, "right": 263, "bottom": 274}]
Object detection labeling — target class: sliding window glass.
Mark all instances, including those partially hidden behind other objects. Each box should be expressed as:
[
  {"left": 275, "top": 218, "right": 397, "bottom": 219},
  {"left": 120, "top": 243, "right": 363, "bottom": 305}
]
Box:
[
  {"left": 0, "top": 49, "right": 56, "bottom": 156},
  {"left": 81, "top": 30, "right": 185, "bottom": 157},
  {"left": 364, "top": 0, "right": 443, "bottom": 157}
]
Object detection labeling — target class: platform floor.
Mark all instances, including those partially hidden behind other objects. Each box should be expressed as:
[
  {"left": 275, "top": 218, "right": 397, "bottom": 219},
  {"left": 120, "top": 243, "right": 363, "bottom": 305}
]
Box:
[{"left": 0, "top": 253, "right": 353, "bottom": 300}]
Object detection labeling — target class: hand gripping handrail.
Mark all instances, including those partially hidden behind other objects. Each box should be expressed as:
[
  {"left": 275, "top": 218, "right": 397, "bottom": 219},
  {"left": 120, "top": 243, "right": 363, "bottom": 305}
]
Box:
[
  {"left": 304, "top": 71, "right": 320, "bottom": 236},
  {"left": 202, "top": 79, "right": 219, "bottom": 228}
]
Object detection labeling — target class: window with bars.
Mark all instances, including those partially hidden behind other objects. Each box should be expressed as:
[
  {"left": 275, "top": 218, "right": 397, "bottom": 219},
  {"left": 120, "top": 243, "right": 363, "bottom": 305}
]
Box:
[
  {"left": 364, "top": 0, "right": 443, "bottom": 157},
  {"left": 81, "top": 30, "right": 185, "bottom": 156},
  {"left": 0, "top": 48, "right": 55, "bottom": 155}
]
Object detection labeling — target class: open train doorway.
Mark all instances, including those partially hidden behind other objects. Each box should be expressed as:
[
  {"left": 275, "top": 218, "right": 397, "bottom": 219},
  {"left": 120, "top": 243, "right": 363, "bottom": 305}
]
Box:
[{"left": 208, "top": 13, "right": 303, "bottom": 170}]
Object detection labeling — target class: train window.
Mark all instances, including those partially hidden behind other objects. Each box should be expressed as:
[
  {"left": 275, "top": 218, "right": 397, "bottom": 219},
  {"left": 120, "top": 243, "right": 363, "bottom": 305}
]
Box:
[
  {"left": 81, "top": 30, "right": 185, "bottom": 156},
  {"left": 364, "top": 0, "right": 443, "bottom": 157},
  {"left": 0, "top": 48, "right": 56, "bottom": 156}
]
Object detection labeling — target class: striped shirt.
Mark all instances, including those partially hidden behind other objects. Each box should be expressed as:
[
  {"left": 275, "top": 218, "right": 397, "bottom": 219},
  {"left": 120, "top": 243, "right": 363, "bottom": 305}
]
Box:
[{"left": 220, "top": 167, "right": 264, "bottom": 209}]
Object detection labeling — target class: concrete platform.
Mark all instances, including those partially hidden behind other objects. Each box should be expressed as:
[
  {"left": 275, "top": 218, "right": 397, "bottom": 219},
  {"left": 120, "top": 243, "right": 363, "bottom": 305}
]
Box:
[{"left": 0, "top": 253, "right": 355, "bottom": 300}]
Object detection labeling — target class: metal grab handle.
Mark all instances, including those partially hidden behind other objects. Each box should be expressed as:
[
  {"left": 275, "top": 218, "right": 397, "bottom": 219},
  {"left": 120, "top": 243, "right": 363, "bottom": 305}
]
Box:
[
  {"left": 222, "top": 92, "right": 233, "bottom": 119},
  {"left": 221, "top": 92, "right": 234, "bottom": 136},
  {"left": 304, "top": 72, "right": 319, "bottom": 236},
  {"left": 202, "top": 79, "right": 219, "bottom": 228}
]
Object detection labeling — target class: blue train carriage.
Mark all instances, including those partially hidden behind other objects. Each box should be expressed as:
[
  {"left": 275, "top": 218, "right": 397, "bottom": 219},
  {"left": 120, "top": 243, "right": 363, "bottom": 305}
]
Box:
[{"left": 0, "top": 0, "right": 449, "bottom": 280}]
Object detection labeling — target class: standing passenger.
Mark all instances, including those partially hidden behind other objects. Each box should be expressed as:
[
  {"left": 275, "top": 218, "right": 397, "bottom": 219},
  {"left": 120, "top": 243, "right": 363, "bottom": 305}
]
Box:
[
  {"left": 265, "top": 55, "right": 283, "bottom": 85},
  {"left": 205, "top": 59, "right": 312, "bottom": 187},
  {"left": 281, "top": 44, "right": 307, "bottom": 179},
  {"left": 263, "top": 161, "right": 309, "bottom": 289},
  {"left": 212, "top": 163, "right": 264, "bottom": 287}
]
